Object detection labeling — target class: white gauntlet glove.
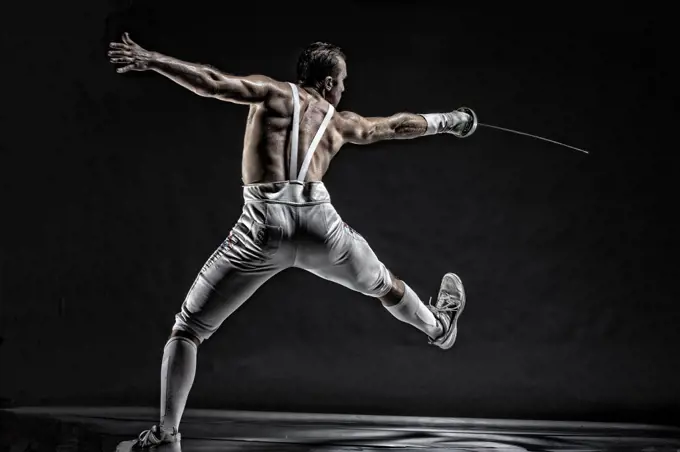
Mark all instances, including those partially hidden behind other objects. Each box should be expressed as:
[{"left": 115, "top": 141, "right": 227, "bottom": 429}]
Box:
[{"left": 420, "top": 107, "right": 478, "bottom": 138}]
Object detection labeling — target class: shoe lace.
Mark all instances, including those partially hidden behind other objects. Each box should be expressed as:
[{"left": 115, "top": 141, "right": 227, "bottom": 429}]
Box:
[
  {"left": 428, "top": 292, "right": 461, "bottom": 313},
  {"left": 137, "top": 426, "right": 161, "bottom": 447},
  {"left": 136, "top": 425, "right": 177, "bottom": 447}
]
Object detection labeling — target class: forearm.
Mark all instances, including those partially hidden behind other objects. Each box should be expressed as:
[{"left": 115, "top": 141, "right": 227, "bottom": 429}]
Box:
[
  {"left": 382, "top": 113, "right": 428, "bottom": 140},
  {"left": 149, "top": 53, "right": 222, "bottom": 97},
  {"left": 357, "top": 113, "right": 426, "bottom": 142},
  {"left": 371, "top": 111, "right": 468, "bottom": 143}
]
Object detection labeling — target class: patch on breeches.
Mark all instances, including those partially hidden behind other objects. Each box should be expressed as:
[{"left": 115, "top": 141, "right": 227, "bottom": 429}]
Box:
[{"left": 342, "top": 222, "right": 367, "bottom": 243}]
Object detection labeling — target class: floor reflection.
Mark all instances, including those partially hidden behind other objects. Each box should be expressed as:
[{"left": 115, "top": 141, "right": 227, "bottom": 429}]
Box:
[{"left": 2, "top": 407, "right": 679, "bottom": 452}]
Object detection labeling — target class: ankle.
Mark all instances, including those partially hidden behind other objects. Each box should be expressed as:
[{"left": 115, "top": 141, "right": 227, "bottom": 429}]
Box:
[
  {"left": 159, "top": 425, "right": 178, "bottom": 436},
  {"left": 432, "top": 321, "right": 444, "bottom": 340}
]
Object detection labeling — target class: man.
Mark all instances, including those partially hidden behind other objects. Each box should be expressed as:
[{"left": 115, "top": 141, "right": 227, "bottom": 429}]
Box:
[{"left": 108, "top": 33, "right": 476, "bottom": 448}]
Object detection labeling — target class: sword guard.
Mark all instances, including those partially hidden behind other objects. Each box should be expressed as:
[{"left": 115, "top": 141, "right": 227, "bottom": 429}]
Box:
[{"left": 454, "top": 107, "right": 478, "bottom": 138}]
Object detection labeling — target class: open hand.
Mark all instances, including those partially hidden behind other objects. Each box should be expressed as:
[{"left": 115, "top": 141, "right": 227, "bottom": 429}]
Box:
[{"left": 108, "top": 33, "right": 155, "bottom": 73}]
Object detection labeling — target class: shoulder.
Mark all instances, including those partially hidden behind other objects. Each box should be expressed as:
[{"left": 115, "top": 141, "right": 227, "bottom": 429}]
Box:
[
  {"left": 251, "top": 77, "right": 294, "bottom": 110},
  {"left": 241, "top": 75, "right": 291, "bottom": 95}
]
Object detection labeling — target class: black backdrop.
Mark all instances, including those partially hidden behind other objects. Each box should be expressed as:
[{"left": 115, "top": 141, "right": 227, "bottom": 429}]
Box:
[{"left": 2, "top": 2, "right": 677, "bottom": 426}]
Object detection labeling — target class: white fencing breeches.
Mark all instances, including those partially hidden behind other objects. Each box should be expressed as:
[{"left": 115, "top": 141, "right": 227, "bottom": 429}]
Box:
[{"left": 172, "top": 181, "right": 393, "bottom": 342}]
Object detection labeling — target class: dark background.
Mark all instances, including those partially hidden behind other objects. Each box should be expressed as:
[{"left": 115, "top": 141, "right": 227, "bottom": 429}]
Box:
[{"left": 2, "top": 2, "right": 677, "bottom": 426}]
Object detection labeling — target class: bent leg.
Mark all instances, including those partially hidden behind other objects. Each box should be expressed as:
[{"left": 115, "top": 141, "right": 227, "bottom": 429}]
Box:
[
  {"left": 173, "top": 234, "right": 283, "bottom": 343},
  {"left": 161, "top": 234, "right": 283, "bottom": 433}
]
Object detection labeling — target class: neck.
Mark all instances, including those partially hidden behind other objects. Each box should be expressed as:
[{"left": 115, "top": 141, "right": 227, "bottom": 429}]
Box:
[{"left": 302, "top": 85, "right": 326, "bottom": 101}]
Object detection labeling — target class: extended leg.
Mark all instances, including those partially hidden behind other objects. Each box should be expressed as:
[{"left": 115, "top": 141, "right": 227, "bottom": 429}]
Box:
[{"left": 297, "top": 206, "right": 443, "bottom": 341}]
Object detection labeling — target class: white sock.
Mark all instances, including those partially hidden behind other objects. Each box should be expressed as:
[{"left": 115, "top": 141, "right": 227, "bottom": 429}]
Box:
[
  {"left": 159, "top": 336, "right": 197, "bottom": 432},
  {"left": 383, "top": 283, "right": 443, "bottom": 339}
]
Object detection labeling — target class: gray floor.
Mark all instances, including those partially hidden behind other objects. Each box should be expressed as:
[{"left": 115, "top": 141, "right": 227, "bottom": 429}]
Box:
[{"left": 2, "top": 406, "right": 680, "bottom": 451}]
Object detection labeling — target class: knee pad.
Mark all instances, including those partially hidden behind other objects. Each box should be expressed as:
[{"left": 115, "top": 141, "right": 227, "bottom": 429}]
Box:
[
  {"left": 172, "top": 310, "right": 213, "bottom": 344},
  {"left": 360, "top": 262, "right": 393, "bottom": 298}
]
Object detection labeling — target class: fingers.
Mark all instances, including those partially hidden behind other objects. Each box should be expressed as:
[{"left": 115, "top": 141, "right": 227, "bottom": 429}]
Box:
[
  {"left": 117, "top": 64, "right": 136, "bottom": 74},
  {"left": 108, "top": 49, "right": 133, "bottom": 64},
  {"left": 110, "top": 32, "right": 136, "bottom": 51},
  {"left": 108, "top": 49, "right": 131, "bottom": 57},
  {"left": 122, "top": 32, "right": 136, "bottom": 45},
  {"left": 110, "top": 57, "right": 133, "bottom": 64},
  {"left": 110, "top": 33, "right": 141, "bottom": 73}
]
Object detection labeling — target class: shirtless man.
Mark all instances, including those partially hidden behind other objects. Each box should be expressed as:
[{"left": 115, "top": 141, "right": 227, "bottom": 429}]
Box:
[{"left": 108, "top": 33, "right": 476, "bottom": 448}]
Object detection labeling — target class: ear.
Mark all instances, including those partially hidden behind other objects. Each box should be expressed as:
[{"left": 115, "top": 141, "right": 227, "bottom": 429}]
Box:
[{"left": 323, "top": 76, "right": 334, "bottom": 92}]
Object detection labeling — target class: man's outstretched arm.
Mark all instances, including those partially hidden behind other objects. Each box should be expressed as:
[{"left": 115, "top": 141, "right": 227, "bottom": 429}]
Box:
[
  {"left": 108, "top": 33, "right": 274, "bottom": 104},
  {"left": 338, "top": 110, "right": 472, "bottom": 145}
]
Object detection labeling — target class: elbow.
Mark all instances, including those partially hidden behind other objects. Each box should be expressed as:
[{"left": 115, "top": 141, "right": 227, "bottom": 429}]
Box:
[
  {"left": 360, "top": 128, "right": 374, "bottom": 143},
  {"left": 195, "top": 67, "right": 222, "bottom": 97},
  {"left": 192, "top": 77, "right": 219, "bottom": 97},
  {"left": 366, "top": 118, "right": 393, "bottom": 143},
  {"left": 362, "top": 124, "right": 398, "bottom": 144},
  {"left": 359, "top": 126, "right": 379, "bottom": 144}
]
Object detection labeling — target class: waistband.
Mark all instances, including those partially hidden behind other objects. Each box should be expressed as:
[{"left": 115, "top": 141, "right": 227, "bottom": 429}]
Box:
[{"left": 243, "top": 181, "right": 331, "bottom": 205}]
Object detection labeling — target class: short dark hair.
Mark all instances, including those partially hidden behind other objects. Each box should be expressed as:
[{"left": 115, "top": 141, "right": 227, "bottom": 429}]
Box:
[{"left": 297, "top": 42, "right": 346, "bottom": 87}]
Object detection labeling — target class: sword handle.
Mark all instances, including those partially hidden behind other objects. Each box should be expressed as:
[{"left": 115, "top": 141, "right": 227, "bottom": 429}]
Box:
[{"left": 454, "top": 107, "right": 478, "bottom": 138}]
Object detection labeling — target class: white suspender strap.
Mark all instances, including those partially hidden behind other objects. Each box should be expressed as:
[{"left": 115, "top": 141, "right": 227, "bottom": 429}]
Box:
[
  {"left": 297, "top": 104, "right": 335, "bottom": 182},
  {"left": 288, "top": 83, "right": 300, "bottom": 180}
]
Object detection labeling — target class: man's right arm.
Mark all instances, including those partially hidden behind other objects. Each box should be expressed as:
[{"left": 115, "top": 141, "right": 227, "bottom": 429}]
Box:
[
  {"left": 338, "top": 110, "right": 471, "bottom": 145},
  {"left": 108, "top": 33, "right": 279, "bottom": 105}
]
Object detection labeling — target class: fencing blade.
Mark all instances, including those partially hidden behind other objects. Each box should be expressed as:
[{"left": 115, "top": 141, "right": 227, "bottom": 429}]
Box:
[{"left": 479, "top": 123, "right": 588, "bottom": 154}]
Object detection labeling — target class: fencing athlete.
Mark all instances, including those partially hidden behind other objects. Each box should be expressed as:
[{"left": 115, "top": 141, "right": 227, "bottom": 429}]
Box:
[{"left": 109, "top": 33, "right": 473, "bottom": 448}]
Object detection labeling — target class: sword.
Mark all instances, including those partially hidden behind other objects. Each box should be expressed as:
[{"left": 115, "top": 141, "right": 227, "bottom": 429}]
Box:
[
  {"left": 480, "top": 123, "right": 589, "bottom": 154},
  {"left": 457, "top": 107, "right": 589, "bottom": 155}
]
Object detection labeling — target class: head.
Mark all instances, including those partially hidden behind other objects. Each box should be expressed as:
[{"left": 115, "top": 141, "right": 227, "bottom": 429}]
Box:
[{"left": 297, "top": 42, "right": 347, "bottom": 107}]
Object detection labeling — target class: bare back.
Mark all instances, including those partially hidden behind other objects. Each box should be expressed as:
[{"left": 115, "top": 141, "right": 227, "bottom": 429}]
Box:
[{"left": 242, "top": 84, "right": 344, "bottom": 185}]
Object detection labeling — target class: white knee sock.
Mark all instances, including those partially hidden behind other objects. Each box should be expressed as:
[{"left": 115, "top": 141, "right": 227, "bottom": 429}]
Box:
[
  {"left": 383, "top": 283, "right": 443, "bottom": 339},
  {"left": 159, "top": 336, "right": 197, "bottom": 432}
]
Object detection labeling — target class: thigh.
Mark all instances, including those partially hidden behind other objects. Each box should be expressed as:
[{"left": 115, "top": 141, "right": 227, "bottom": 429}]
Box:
[
  {"left": 173, "top": 214, "right": 285, "bottom": 342},
  {"left": 299, "top": 204, "right": 392, "bottom": 298},
  {"left": 174, "top": 255, "right": 281, "bottom": 342}
]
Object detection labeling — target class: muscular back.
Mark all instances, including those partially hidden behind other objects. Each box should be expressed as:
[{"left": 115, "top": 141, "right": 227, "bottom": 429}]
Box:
[{"left": 242, "top": 84, "right": 343, "bottom": 184}]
